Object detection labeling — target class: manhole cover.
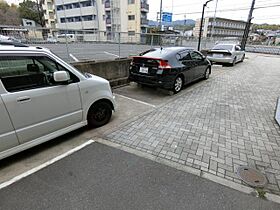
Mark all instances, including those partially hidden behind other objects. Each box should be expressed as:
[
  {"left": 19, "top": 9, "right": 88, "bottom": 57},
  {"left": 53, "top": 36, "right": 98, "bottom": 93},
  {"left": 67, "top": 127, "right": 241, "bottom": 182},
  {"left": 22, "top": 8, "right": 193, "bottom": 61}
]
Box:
[{"left": 237, "top": 166, "right": 267, "bottom": 187}]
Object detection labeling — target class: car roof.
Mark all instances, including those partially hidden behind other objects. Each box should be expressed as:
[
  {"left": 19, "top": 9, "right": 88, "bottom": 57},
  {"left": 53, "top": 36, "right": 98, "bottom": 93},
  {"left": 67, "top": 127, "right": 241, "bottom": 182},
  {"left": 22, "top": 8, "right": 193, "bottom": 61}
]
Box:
[
  {"left": 215, "top": 43, "right": 237, "bottom": 46},
  {"left": 0, "top": 43, "right": 50, "bottom": 53},
  {"left": 154, "top": 47, "right": 194, "bottom": 51}
]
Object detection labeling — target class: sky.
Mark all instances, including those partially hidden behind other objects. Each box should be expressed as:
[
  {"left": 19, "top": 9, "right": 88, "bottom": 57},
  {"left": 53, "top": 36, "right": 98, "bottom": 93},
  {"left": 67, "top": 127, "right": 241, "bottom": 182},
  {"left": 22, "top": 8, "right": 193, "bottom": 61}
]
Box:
[
  {"left": 5, "top": 0, "right": 280, "bottom": 24},
  {"left": 148, "top": 0, "right": 280, "bottom": 24}
]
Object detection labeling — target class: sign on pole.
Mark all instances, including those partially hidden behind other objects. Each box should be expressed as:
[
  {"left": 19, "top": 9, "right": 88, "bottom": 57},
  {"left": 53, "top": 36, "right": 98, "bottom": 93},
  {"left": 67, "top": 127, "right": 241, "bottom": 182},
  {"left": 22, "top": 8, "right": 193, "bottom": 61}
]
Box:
[{"left": 162, "top": 12, "right": 172, "bottom": 23}]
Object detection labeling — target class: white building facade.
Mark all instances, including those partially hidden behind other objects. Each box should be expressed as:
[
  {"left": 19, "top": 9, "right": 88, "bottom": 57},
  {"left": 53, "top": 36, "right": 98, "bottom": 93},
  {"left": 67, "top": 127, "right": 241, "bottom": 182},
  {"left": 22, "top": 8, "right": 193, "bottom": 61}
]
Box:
[
  {"left": 55, "top": 0, "right": 149, "bottom": 42},
  {"left": 42, "top": 0, "right": 57, "bottom": 29},
  {"left": 193, "top": 17, "right": 248, "bottom": 38}
]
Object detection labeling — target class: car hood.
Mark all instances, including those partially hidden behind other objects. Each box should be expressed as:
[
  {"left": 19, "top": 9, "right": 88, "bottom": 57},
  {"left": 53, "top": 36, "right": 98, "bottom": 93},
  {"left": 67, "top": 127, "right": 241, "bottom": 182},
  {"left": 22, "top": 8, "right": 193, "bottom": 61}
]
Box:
[{"left": 87, "top": 73, "right": 109, "bottom": 84}]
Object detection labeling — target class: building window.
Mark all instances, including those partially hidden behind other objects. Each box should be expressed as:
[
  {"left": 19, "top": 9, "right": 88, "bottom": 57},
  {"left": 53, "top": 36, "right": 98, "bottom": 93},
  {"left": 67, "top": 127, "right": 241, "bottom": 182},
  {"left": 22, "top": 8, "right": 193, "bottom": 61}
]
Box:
[
  {"left": 128, "top": 15, "right": 135, "bottom": 20},
  {"left": 128, "top": 0, "right": 135, "bottom": 4},
  {"left": 73, "top": 3, "right": 80, "bottom": 8},
  {"left": 128, "top": 31, "right": 135, "bottom": 36},
  {"left": 74, "top": 16, "right": 82, "bottom": 22},
  {"left": 81, "top": 1, "right": 92, "bottom": 7},
  {"left": 64, "top": 4, "right": 72, "bottom": 9},
  {"left": 57, "top": 5, "right": 63, "bottom": 11},
  {"left": 103, "top": 15, "right": 106, "bottom": 20},
  {"left": 60, "top": 18, "right": 66, "bottom": 23},
  {"left": 47, "top": 2, "right": 52, "bottom": 10},
  {"left": 67, "top": 17, "right": 74, "bottom": 22},
  {"left": 82, "top": 15, "right": 93, "bottom": 21}
]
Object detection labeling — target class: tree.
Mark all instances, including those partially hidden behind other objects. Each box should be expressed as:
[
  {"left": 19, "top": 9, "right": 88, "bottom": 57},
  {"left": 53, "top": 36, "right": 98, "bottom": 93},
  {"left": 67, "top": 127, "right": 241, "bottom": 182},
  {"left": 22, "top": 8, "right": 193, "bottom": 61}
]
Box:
[
  {"left": 18, "top": 0, "right": 44, "bottom": 26},
  {"left": 0, "top": 0, "right": 21, "bottom": 25}
]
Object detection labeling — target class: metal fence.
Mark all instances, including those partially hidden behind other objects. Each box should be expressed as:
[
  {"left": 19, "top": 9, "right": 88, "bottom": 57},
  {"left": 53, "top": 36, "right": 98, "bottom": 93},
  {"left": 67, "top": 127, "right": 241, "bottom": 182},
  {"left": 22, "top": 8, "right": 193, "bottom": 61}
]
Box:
[{"left": 1, "top": 25, "right": 279, "bottom": 62}]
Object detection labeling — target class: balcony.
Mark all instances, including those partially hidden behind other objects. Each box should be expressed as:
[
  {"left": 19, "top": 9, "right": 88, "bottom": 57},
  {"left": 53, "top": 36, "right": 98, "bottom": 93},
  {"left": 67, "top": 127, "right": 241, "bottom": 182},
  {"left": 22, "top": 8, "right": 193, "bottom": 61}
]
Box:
[
  {"left": 105, "top": 2, "right": 110, "bottom": 10},
  {"left": 141, "top": 18, "right": 148, "bottom": 26},
  {"left": 141, "top": 3, "right": 149, "bottom": 13},
  {"left": 106, "top": 18, "right": 111, "bottom": 25}
]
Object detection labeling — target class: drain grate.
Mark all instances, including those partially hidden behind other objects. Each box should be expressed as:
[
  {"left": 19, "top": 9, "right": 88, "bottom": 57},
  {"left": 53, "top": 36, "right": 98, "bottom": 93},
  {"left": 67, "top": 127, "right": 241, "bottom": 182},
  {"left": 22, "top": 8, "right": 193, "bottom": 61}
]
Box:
[{"left": 237, "top": 166, "right": 267, "bottom": 187}]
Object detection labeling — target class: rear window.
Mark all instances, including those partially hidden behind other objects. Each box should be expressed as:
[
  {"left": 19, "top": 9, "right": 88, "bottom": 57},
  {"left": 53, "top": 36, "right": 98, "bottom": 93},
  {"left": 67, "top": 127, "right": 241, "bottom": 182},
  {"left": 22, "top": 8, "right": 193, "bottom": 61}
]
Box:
[
  {"left": 212, "top": 45, "right": 233, "bottom": 51},
  {"left": 141, "top": 48, "right": 173, "bottom": 58}
]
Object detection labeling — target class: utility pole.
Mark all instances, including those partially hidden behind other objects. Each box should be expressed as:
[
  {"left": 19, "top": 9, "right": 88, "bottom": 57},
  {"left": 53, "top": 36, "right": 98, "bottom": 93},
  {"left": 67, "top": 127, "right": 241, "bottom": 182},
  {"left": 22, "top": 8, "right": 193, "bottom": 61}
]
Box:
[
  {"left": 197, "top": 0, "right": 213, "bottom": 51},
  {"left": 159, "top": 0, "right": 163, "bottom": 31},
  {"left": 241, "top": 0, "right": 256, "bottom": 50}
]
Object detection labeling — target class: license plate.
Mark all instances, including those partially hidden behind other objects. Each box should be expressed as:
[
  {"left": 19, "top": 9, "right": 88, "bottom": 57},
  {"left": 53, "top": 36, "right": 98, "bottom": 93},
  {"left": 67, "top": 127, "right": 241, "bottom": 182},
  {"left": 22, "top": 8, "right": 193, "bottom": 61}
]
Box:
[
  {"left": 213, "top": 54, "right": 223, "bottom": 58},
  {"left": 139, "top": 67, "right": 149, "bottom": 73}
]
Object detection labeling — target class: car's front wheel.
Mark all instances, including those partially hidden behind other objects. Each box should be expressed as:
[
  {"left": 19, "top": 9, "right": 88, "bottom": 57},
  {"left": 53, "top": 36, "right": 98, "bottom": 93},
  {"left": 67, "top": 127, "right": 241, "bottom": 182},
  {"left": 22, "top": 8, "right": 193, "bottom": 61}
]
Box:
[
  {"left": 173, "top": 76, "right": 183, "bottom": 94},
  {"left": 87, "top": 101, "right": 112, "bottom": 128},
  {"left": 204, "top": 67, "right": 210, "bottom": 79}
]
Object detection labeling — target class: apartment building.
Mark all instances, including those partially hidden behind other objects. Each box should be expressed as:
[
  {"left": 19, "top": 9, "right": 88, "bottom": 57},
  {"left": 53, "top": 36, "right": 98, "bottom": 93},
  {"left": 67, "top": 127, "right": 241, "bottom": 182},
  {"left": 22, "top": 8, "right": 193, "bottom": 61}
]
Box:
[
  {"left": 193, "top": 17, "right": 248, "bottom": 38},
  {"left": 42, "top": 0, "right": 57, "bottom": 29},
  {"left": 55, "top": 0, "right": 149, "bottom": 42}
]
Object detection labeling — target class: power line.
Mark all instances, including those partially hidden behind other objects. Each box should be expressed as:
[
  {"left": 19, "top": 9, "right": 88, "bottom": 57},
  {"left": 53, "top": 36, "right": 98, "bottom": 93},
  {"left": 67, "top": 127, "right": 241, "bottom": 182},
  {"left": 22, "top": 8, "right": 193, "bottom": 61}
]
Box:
[{"left": 172, "top": 4, "right": 280, "bottom": 16}]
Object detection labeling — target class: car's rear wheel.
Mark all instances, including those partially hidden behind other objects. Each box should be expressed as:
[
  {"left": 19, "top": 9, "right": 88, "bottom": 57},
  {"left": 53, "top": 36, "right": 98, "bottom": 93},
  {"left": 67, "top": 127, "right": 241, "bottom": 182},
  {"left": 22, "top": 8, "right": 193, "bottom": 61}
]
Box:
[
  {"left": 240, "top": 54, "right": 245, "bottom": 62},
  {"left": 173, "top": 76, "right": 183, "bottom": 94},
  {"left": 204, "top": 67, "right": 210, "bottom": 79},
  {"left": 87, "top": 101, "right": 112, "bottom": 128}
]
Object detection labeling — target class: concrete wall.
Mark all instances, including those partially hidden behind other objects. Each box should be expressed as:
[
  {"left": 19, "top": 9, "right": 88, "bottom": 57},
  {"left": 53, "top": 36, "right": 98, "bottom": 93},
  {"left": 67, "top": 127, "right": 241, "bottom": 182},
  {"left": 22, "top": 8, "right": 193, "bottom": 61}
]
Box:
[{"left": 72, "top": 58, "right": 131, "bottom": 87}]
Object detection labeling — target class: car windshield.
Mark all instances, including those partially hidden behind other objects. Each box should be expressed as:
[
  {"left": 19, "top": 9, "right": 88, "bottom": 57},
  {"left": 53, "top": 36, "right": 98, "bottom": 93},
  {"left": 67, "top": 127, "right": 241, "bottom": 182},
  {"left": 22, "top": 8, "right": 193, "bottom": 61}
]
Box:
[{"left": 212, "top": 45, "right": 233, "bottom": 51}]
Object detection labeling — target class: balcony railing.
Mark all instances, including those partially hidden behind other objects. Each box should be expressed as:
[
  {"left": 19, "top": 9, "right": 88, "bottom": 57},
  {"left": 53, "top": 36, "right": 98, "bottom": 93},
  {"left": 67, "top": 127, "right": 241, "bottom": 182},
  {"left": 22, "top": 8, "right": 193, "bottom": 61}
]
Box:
[
  {"left": 105, "top": 2, "right": 110, "bottom": 9},
  {"left": 141, "top": 3, "right": 149, "bottom": 12},
  {"left": 141, "top": 18, "right": 148, "bottom": 25},
  {"left": 106, "top": 18, "right": 111, "bottom": 24}
]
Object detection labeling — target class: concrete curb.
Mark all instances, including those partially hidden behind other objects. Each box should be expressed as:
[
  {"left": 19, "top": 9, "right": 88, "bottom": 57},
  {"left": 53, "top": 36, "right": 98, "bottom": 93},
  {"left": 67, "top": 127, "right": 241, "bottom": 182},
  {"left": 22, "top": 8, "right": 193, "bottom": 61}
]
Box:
[
  {"left": 95, "top": 137, "right": 280, "bottom": 204},
  {"left": 275, "top": 97, "right": 280, "bottom": 126}
]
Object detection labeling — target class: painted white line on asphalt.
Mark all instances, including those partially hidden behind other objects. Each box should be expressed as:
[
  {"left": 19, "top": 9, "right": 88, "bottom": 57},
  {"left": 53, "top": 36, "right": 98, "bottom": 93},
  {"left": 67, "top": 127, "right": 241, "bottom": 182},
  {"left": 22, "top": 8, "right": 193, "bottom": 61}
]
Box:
[
  {"left": 0, "top": 140, "right": 95, "bottom": 190},
  {"left": 104, "top": 51, "right": 119, "bottom": 57},
  {"left": 115, "top": 94, "right": 156, "bottom": 108},
  {"left": 69, "top": 53, "right": 79, "bottom": 62}
]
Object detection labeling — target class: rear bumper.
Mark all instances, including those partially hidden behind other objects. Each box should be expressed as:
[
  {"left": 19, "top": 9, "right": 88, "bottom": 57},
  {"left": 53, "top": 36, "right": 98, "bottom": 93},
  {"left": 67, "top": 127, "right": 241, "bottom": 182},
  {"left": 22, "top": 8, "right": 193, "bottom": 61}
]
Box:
[
  {"left": 207, "top": 56, "right": 234, "bottom": 64},
  {"left": 129, "top": 72, "right": 175, "bottom": 90}
]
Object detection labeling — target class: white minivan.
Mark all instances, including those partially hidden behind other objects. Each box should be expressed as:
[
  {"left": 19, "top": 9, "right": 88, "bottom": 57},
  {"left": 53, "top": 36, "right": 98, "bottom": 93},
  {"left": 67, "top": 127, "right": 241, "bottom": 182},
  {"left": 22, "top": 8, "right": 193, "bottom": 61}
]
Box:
[{"left": 0, "top": 44, "right": 116, "bottom": 160}]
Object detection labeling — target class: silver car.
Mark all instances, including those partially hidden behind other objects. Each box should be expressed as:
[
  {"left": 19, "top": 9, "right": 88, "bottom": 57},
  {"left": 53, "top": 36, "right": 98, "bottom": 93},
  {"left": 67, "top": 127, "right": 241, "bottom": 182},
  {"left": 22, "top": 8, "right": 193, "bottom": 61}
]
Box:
[{"left": 207, "top": 44, "right": 245, "bottom": 66}]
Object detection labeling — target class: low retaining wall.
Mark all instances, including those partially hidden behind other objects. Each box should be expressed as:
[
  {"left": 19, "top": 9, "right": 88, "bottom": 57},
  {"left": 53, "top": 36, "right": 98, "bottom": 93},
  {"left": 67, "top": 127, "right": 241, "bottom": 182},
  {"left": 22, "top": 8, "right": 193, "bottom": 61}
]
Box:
[{"left": 72, "top": 58, "right": 131, "bottom": 87}]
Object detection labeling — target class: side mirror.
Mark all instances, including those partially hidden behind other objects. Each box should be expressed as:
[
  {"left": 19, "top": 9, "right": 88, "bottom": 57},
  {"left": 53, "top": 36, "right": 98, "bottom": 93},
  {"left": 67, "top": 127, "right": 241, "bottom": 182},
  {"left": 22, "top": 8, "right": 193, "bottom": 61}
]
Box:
[{"left": 53, "top": 71, "right": 70, "bottom": 83}]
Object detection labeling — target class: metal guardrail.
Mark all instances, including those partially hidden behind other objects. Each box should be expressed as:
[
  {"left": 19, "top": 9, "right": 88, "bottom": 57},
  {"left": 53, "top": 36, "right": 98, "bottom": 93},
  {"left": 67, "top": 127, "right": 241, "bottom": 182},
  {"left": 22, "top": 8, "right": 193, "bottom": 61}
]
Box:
[{"left": 1, "top": 25, "right": 279, "bottom": 62}]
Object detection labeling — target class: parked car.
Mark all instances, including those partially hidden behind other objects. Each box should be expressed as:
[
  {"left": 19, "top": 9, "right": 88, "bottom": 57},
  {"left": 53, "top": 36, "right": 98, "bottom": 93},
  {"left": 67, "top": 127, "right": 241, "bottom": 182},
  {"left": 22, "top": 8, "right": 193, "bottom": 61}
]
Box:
[
  {"left": 47, "top": 35, "right": 57, "bottom": 43},
  {"left": 129, "top": 47, "right": 211, "bottom": 93},
  {"left": 0, "top": 35, "right": 21, "bottom": 43},
  {"left": 207, "top": 43, "right": 245, "bottom": 66},
  {"left": 0, "top": 42, "right": 115, "bottom": 160}
]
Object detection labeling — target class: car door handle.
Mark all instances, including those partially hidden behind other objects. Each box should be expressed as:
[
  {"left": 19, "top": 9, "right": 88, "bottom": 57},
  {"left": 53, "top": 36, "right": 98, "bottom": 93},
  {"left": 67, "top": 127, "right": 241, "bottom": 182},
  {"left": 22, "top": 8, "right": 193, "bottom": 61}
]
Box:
[{"left": 17, "top": 96, "right": 31, "bottom": 103}]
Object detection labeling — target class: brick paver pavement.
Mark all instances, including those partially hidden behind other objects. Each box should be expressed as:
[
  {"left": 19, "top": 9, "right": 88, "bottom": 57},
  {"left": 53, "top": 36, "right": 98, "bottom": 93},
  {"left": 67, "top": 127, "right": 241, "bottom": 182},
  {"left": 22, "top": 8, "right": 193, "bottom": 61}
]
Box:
[{"left": 105, "top": 54, "right": 280, "bottom": 194}]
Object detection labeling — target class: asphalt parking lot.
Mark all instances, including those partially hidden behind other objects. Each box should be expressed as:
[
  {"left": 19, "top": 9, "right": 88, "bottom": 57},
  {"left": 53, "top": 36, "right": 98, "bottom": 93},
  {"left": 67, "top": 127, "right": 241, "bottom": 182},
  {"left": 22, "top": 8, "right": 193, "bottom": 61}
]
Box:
[{"left": 0, "top": 53, "right": 280, "bottom": 207}]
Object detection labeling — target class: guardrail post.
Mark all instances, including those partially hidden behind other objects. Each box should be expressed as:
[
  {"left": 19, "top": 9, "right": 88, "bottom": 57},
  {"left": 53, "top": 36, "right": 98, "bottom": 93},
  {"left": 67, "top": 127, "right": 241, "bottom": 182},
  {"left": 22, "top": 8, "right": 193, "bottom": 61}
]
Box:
[
  {"left": 150, "top": 34, "right": 154, "bottom": 48},
  {"left": 118, "top": 32, "right": 121, "bottom": 58}
]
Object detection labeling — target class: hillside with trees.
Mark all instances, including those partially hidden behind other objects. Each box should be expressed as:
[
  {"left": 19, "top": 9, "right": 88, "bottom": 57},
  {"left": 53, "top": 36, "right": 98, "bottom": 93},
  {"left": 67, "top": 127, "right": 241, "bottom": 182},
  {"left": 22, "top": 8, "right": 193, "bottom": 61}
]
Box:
[{"left": 0, "top": 0, "right": 44, "bottom": 26}]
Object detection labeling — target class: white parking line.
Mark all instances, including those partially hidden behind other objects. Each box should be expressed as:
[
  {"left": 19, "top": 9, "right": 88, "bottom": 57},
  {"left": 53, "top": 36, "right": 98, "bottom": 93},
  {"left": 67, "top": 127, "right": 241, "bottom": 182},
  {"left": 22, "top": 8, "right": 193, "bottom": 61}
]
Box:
[
  {"left": 115, "top": 94, "right": 156, "bottom": 108},
  {"left": 0, "top": 140, "right": 95, "bottom": 190},
  {"left": 104, "top": 51, "right": 119, "bottom": 57}
]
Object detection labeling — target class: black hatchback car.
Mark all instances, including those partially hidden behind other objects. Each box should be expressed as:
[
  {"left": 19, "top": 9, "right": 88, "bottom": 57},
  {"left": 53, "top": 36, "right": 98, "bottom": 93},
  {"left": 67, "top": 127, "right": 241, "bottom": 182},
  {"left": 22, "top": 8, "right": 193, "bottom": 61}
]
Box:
[{"left": 129, "top": 47, "right": 211, "bottom": 93}]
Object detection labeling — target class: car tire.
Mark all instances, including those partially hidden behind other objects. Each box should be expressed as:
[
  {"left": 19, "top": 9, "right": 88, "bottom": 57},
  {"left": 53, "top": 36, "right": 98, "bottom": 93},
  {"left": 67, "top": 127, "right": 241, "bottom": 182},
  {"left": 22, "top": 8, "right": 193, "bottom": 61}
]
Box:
[
  {"left": 240, "top": 54, "right": 245, "bottom": 62},
  {"left": 173, "top": 75, "right": 183, "bottom": 94},
  {"left": 231, "top": 57, "right": 237, "bottom": 66},
  {"left": 204, "top": 67, "right": 210, "bottom": 80},
  {"left": 87, "top": 101, "right": 112, "bottom": 128}
]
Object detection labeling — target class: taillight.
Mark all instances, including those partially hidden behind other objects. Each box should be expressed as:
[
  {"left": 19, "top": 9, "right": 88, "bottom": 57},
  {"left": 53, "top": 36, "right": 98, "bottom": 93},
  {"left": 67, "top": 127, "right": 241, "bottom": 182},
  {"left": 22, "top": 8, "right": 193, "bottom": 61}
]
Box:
[{"left": 158, "top": 60, "right": 171, "bottom": 69}]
